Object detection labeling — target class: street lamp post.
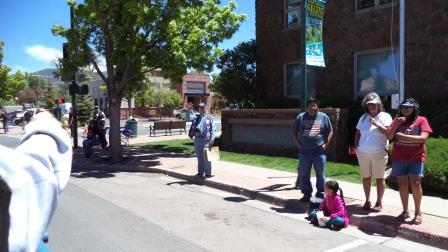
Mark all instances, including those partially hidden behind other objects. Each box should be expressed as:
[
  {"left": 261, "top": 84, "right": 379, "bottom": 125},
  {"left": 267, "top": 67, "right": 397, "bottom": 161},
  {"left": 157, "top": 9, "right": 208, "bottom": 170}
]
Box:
[
  {"left": 300, "top": 0, "right": 307, "bottom": 111},
  {"left": 70, "top": 6, "right": 79, "bottom": 148}
]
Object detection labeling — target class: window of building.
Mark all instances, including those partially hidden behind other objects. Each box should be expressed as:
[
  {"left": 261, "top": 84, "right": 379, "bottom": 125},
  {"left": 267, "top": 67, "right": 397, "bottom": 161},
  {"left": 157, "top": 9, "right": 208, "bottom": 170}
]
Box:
[
  {"left": 356, "top": 0, "right": 397, "bottom": 11},
  {"left": 355, "top": 49, "right": 399, "bottom": 97},
  {"left": 284, "top": 63, "right": 315, "bottom": 98},
  {"left": 285, "top": 0, "right": 301, "bottom": 28}
]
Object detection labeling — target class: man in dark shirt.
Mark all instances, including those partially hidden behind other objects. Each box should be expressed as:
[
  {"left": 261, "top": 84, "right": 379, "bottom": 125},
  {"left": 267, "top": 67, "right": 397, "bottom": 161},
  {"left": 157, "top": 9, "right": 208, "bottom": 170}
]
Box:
[{"left": 292, "top": 97, "right": 333, "bottom": 202}]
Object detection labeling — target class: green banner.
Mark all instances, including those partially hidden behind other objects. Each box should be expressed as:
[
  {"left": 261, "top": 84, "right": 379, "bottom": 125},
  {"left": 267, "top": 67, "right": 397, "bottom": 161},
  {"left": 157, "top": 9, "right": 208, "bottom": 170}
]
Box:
[{"left": 305, "top": 0, "right": 326, "bottom": 67}]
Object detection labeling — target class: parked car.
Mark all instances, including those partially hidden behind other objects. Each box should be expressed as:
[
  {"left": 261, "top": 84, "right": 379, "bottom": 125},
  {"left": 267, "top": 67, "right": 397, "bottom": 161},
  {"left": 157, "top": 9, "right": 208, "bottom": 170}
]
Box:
[
  {"left": 173, "top": 108, "right": 199, "bottom": 120},
  {"left": 14, "top": 109, "right": 37, "bottom": 124},
  {"left": 13, "top": 110, "right": 25, "bottom": 124}
]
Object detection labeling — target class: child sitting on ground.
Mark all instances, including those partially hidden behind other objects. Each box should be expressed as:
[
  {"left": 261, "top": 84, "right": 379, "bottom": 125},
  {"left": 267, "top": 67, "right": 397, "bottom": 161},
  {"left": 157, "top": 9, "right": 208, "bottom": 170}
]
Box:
[{"left": 309, "top": 180, "right": 350, "bottom": 231}]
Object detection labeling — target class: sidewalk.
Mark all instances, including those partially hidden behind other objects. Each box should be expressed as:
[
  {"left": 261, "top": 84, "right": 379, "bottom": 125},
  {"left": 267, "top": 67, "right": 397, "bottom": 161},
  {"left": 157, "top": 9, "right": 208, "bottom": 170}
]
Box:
[{"left": 72, "top": 136, "right": 448, "bottom": 249}]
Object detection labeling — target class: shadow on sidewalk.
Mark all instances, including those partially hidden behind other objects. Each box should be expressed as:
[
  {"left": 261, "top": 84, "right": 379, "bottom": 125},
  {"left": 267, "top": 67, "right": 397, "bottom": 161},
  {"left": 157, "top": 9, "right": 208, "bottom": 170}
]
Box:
[
  {"left": 257, "top": 184, "right": 295, "bottom": 192},
  {"left": 224, "top": 196, "right": 250, "bottom": 203},
  {"left": 166, "top": 181, "right": 202, "bottom": 186}
]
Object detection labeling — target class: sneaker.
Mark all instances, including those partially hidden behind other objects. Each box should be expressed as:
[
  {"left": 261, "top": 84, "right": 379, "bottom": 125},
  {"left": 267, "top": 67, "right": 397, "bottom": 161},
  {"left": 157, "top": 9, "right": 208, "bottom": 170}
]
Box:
[
  {"left": 315, "top": 191, "right": 324, "bottom": 198},
  {"left": 204, "top": 174, "right": 214, "bottom": 179},
  {"left": 194, "top": 173, "right": 204, "bottom": 179},
  {"left": 372, "top": 202, "right": 383, "bottom": 212},
  {"left": 299, "top": 196, "right": 310, "bottom": 203}
]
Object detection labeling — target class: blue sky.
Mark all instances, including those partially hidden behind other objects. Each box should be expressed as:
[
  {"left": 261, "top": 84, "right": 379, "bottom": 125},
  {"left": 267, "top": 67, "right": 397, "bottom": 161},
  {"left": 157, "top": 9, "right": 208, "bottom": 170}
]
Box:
[{"left": 0, "top": 0, "right": 255, "bottom": 74}]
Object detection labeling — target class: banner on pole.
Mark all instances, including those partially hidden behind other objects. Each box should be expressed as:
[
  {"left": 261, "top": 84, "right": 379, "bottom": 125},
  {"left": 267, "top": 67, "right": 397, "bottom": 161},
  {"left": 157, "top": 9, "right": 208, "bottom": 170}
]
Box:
[{"left": 305, "top": 0, "right": 326, "bottom": 67}]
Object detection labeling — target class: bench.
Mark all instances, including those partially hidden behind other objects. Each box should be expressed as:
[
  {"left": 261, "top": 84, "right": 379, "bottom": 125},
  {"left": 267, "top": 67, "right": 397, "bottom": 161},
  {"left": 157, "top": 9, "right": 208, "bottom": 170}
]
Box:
[
  {"left": 149, "top": 120, "right": 186, "bottom": 136},
  {"left": 171, "top": 120, "right": 187, "bottom": 135}
]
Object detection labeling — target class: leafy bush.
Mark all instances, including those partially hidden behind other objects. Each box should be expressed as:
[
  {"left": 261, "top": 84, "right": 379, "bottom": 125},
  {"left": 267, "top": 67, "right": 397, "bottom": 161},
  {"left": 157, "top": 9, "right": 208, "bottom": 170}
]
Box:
[
  {"left": 419, "top": 98, "right": 448, "bottom": 137},
  {"left": 424, "top": 138, "right": 448, "bottom": 193}
]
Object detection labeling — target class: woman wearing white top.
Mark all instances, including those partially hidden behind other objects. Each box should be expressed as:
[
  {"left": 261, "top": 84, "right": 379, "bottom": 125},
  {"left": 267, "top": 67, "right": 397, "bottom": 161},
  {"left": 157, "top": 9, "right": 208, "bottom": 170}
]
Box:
[{"left": 354, "top": 92, "right": 392, "bottom": 212}]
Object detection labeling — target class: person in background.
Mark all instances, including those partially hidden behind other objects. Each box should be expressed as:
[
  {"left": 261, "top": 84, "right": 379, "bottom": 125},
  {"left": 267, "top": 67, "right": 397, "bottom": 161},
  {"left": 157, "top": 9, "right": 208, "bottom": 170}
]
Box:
[
  {"left": 68, "top": 107, "right": 74, "bottom": 138},
  {"left": 1, "top": 108, "right": 8, "bottom": 134},
  {"left": 354, "top": 92, "right": 392, "bottom": 212},
  {"left": 191, "top": 103, "right": 216, "bottom": 179},
  {"left": 82, "top": 119, "right": 101, "bottom": 157},
  {"left": 0, "top": 110, "right": 72, "bottom": 251},
  {"left": 23, "top": 109, "right": 33, "bottom": 130},
  {"left": 387, "top": 98, "right": 432, "bottom": 225},
  {"left": 308, "top": 180, "right": 349, "bottom": 231},
  {"left": 185, "top": 101, "right": 196, "bottom": 122},
  {"left": 93, "top": 106, "right": 107, "bottom": 148},
  {"left": 292, "top": 97, "right": 333, "bottom": 202}
]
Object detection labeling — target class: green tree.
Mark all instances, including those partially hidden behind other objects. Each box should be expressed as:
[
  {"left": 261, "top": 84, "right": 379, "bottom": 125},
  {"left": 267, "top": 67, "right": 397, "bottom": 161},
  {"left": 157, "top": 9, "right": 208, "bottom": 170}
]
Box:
[
  {"left": 26, "top": 74, "right": 48, "bottom": 100},
  {"left": 135, "top": 88, "right": 153, "bottom": 108},
  {"left": 0, "top": 40, "right": 11, "bottom": 100},
  {"left": 211, "top": 40, "right": 258, "bottom": 104},
  {"left": 7, "top": 71, "right": 27, "bottom": 99},
  {"left": 39, "top": 81, "right": 57, "bottom": 109},
  {"left": 77, "top": 94, "right": 94, "bottom": 126},
  {"left": 57, "top": 83, "right": 70, "bottom": 99},
  {"left": 162, "top": 89, "right": 182, "bottom": 108},
  {"left": 17, "top": 87, "right": 38, "bottom": 105},
  {"left": 53, "top": 0, "right": 245, "bottom": 160}
]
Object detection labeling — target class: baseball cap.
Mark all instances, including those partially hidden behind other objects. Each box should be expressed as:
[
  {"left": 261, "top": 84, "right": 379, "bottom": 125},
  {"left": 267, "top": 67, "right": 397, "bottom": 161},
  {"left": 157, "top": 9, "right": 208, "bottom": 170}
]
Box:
[
  {"left": 400, "top": 100, "right": 416, "bottom": 108},
  {"left": 198, "top": 103, "right": 206, "bottom": 107},
  {"left": 365, "top": 98, "right": 381, "bottom": 105}
]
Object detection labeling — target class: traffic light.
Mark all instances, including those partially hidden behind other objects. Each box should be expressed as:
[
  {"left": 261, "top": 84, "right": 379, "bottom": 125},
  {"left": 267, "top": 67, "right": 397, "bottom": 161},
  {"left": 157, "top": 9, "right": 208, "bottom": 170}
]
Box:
[
  {"left": 79, "top": 84, "right": 89, "bottom": 95},
  {"left": 69, "top": 83, "right": 79, "bottom": 96}
]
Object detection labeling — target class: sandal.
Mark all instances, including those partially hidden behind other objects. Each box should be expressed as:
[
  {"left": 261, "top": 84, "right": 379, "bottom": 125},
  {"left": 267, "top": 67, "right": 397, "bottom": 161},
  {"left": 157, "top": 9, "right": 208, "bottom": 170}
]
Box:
[
  {"left": 372, "top": 202, "right": 383, "bottom": 212},
  {"left": 396, "top": 211, "right": 410, "bottom": 222},
  {"left": 362, "top": 201, "right": 372, "bottom": 211},
  {"left": 413, "top": 212, "right": 422, "bottom": 225}
]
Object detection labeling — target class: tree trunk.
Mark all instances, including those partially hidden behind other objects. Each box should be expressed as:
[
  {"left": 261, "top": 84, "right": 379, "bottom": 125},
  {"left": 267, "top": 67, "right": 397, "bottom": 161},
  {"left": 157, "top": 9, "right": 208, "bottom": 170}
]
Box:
[{"left": 109, "top": 98, "right": 123, "bottom": 162}]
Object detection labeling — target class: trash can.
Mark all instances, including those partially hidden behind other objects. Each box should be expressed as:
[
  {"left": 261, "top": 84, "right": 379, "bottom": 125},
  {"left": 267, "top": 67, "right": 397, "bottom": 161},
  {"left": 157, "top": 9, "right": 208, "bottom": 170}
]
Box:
[{"left": 126, "top": 117, "right": 138, "bottom": 137}]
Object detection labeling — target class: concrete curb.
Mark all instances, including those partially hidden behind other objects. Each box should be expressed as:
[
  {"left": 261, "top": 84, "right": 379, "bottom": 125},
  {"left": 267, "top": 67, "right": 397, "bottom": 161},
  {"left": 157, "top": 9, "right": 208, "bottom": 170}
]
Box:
[{"left": 73, "top": 162, "right": 448, "bottom": 249}]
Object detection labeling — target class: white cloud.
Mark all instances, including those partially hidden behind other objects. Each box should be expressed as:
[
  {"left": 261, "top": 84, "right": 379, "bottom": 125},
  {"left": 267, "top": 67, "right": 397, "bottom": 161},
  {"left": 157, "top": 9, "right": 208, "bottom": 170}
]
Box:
[{"left": 25, "top": 45, "right": 62, "bottom": 63}]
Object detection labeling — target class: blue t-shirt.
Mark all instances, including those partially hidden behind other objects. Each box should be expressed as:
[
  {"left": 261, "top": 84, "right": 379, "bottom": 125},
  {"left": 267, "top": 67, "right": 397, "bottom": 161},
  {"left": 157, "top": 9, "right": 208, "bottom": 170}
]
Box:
[{"left": 292, "top": 112, "right": 333, "bottom": 151}]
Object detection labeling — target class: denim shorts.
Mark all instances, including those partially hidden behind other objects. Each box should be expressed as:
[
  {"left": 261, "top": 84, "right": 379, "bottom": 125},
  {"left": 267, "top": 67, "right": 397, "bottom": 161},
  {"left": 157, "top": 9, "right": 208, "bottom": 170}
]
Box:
[{"left": 391, "top": 160, "right": 424, "bottom": 177}]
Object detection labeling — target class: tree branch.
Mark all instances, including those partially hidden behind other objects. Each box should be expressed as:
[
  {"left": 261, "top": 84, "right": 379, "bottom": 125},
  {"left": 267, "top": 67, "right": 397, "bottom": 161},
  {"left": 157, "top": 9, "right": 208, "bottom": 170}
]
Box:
[{"left": 90, "top": 58, "right": 107, "bottom": 83}]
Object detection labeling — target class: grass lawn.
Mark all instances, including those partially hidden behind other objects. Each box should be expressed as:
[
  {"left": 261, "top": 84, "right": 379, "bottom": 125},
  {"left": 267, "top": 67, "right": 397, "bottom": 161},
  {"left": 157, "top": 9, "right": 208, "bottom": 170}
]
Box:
[{"left": 140, "top": 139, "right": 363, "bottom": 184}]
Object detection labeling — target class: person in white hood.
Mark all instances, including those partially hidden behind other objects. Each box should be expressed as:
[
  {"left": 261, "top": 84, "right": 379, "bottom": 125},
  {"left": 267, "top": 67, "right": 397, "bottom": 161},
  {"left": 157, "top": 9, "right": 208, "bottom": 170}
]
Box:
[{"left": 0, "top": 110, "right": 72, "bottom": 251}]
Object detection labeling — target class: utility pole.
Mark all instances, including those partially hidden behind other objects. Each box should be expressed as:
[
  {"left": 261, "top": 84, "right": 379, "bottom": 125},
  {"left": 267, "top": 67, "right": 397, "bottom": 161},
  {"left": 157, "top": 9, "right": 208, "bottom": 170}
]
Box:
[
  {"left": 70, "top": 6, "right": 79, "bottom": 148},
  {"left": 399, "top": 0, "right": 405, "bottom": 102},
  {"left": 300, "top": 0, "right": 307, "bottom": 111}
]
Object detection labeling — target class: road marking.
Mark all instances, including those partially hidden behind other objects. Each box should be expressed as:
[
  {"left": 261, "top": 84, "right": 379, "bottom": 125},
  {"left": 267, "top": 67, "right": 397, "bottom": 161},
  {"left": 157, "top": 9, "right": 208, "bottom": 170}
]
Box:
[{"left": 324, "top": 239, "right": 368, "bottom": 252}]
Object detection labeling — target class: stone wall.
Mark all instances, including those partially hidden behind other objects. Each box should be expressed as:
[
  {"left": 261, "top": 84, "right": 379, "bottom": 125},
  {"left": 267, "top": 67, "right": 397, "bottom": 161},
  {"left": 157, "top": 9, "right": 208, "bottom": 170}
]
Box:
[{"left": 221, "top": 109, "right": 349, "bottom": 162}]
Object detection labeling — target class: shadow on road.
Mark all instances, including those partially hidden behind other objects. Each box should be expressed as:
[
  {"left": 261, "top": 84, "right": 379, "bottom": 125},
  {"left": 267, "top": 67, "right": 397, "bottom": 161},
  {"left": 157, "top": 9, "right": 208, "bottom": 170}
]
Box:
[{"left": 71, "top": 145, "right": 190, "bottom": 179}]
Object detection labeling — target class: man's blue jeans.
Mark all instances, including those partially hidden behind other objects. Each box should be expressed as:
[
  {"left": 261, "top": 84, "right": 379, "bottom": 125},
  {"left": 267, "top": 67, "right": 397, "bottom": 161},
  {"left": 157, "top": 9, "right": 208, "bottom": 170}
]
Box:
[
  {"left": 194, "top": 137, "right": 211, "bottom": 176},
  {"left": 299, "top": 150, "right": 326, "bottom": 198}
]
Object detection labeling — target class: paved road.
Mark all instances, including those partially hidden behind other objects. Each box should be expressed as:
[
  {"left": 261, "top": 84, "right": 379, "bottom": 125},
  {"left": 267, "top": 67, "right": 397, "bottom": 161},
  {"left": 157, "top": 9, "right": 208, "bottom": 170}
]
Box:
[
  {"left": 0, "top": 134, "right": 21, "bottom": 148},
  {"left": 48, "top": 172, "right": 440, "bottom": 252}
]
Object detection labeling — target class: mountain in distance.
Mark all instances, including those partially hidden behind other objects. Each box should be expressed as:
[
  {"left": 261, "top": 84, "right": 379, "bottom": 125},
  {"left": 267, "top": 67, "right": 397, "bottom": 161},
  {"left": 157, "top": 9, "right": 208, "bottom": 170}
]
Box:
[
  {"left": 35, "top": 68, "right": 104, "bottom": 86},
  {"left": 35, "top": 68, "right": 64, "bottom": 86}
]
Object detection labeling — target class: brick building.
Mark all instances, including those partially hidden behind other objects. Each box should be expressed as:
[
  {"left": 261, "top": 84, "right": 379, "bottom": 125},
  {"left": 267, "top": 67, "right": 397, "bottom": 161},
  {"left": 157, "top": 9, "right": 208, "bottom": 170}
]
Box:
[
  {"left": 256, "top": 0, "right": 448, "bottom": 104},
  {"left": 175, "top": 72, "right": 213, "bottom": 112}
]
